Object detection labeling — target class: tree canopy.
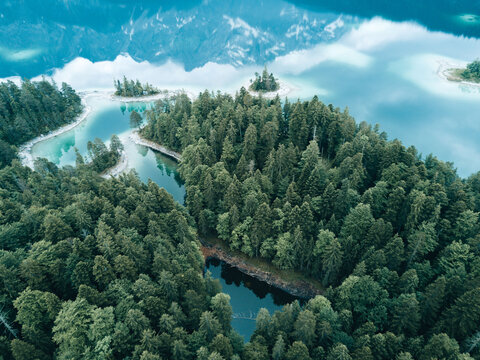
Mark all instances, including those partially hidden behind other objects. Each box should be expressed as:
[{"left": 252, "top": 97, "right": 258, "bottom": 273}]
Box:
[
  {"left": 114, "top": 76, "right": 160, "bottom": 97},
  {"left": 249, "top": 67, "right": 279, "bottom": 92},
  {"left": 141, "top": 87, "right": 480, "bottom": 359},
  {"left": 0, "top": 160, "right": 243, "bottom": 359},
  {"left": 460, "top": 59, "right": 480, "bottom": 82},
  {"left": 0, "top": 79, "right": 82, "bottom": 168},
  {"left": 0, "top": 81, "right": 479, "bottom": 359}
]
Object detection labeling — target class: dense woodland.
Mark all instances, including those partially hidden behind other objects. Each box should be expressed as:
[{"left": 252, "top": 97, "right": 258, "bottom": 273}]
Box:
[
  {"left": 115, "top": 77, "right": 160, "bottom": 97},
  {"left": 249, "top": 67, "right": 279, "bottom": 93},
  {"left": 0, "top": 162, "right": 245, "bottom": 359},
  {"left": 141, "top": 88, "right": 480, "bottom": 359},
  {"left": 1, "top": 80, "right": 480, "bottom": 358},
  {"left": 460, "top": 60, "right": 480, "bottom": 82},
  {"left": 0, "top": 80, "right": 82, "bottom": 169}
]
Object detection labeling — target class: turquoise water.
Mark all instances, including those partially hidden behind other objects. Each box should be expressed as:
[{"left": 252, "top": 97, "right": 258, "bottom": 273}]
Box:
[
  {"left": 30, "top": 96, "right": 185, "bottom": 204},
  {"left": 19, "top": 0, "right": 480, "bottom": 341},
  {"left": 279, "top": 29, "right": 480, "bottom": 177},
  {"left": 206, "top": 258, "right": 300, "bottom": 340},
  {"left": 29, "top": 94, "right": 300, "bottom": 341}
]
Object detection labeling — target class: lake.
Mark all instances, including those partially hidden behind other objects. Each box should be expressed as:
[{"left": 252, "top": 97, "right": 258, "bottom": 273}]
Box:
[
  {"left": 14, "top": 0, "right": 480, "bottom": 342},
  {"left": 30, "top": 95, "right": 298, "bottom": 340},
  {"left": 205, "top": 258, "right": 301, "bottom": 340}
]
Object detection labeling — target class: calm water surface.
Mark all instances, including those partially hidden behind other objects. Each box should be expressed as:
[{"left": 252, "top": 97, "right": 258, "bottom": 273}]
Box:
[
  {"left": 30, "top": 96, "right": 185, "bottom": 204},
  {"left": 23, "top": 0, "right": 480, "bottom": 341},
  {"left": 206, "top": 258, "right": 300, "bottom": 340}
]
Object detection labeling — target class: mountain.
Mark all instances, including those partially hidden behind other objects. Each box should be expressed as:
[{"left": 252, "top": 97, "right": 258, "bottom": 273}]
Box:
[{"left": 0, "top": 0, "right": 353, "bottom": 78}]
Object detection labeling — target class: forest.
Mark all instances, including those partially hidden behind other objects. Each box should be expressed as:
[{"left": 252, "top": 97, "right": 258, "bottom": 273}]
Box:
[
  {"left": 0, "top": 160, "right": 244, "bottom": 360},
  {"left": 114, "top": 77, "right": 160, "bottom": 97},
  {"left": 0, "top": 80, "right": 82, "bottom": 169},
  {"left": 249, "top": 67, "right": 279, "bottom": 93},
  {"left": 140, "top": 87, "right": 480, "bottom": 359},
  {"left": 80, "top": 135, "right": 124, "bottom": 174},
  {"left": 0, "top": 81, "right": 479, "bottom": 359}
]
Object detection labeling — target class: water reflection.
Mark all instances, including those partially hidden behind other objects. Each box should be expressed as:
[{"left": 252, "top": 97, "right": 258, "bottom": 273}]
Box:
[
  {"left": 30, "top": 96, "right": 186, "bottom": 204},
  {"left": 287, "top": 0, "right": 480, "bottom": 38},
  {"left": 205, "top": 258, "right": 302, "bottom": 340}
]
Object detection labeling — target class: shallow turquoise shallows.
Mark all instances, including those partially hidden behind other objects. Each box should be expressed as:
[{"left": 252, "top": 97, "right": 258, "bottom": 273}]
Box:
[{"left": 30, "top": 95, "right": 186, "bottom": 204}]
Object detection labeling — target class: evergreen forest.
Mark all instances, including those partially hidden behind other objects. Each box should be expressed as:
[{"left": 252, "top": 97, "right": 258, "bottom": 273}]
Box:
[
  {"left": 249, "top": 68, "right": 279, "bottom": 93},
  {"left": 0, "top": 80, "right": 82, "bottom": 169},
  {"left": 0, "top": 83, "right": 479, "bottom": 359},
  {"left": 140, "top": 88, "right": 480, "bottom": 359},
  {"left": 114, "top": 77, "right": 160, "bottom": 98},
  {"left": 460, "top": 60, "right": 480, "bottom": 82}
]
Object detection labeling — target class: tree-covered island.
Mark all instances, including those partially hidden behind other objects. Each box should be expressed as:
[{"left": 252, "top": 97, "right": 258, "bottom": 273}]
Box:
[
  {"left": 114, "top": 76, "right": 160, "bottom": 97},
  {"left": 249, "top": 66, "right": 279, "bottom": 92},
  {"left": 448, "top": 59, "right": 480, "bottom": 83}
]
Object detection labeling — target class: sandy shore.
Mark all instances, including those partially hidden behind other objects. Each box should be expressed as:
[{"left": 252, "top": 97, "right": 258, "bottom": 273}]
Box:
[
  {"left": 18, "top": 94, "right": 94, "bottom": 169},
  {"left": 130, "top": 130, "right": 182, "bottom": 161},
  {"left": 19, "top": 80, "right": 296, "bottom": 171}
]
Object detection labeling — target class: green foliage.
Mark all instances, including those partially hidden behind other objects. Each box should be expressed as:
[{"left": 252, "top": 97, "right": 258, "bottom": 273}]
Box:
[
  {"left": 249, "top": 66, "right": 279, "bottom": 92},
  {"left": 2, "top": 81, "right": 480, "bottom": 359},
  {"left": 141, "top": 87, "right": 480, "bottom": 359},
  {"left": 114, "top": 76, "right": 160, "bottom": 97},
  {"left": 0, "top": 79, "right": 82, "bottom": 168},
  {"left": 84, "top": 135, "right": 123, "bottom": 173},
  {"left": 0, "top": 161, "right": 239, "bottom": 359},
  {"left": 130, "top": 110, "right": 143, "bottom": 128},
  {"left": 461, "top": 60, "right": 480, "bottom": 82}
]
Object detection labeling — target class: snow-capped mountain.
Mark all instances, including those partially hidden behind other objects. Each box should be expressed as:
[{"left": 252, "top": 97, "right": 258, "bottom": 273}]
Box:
[{"left": 0, "top": 0, "right": 354, "bottom": 77}]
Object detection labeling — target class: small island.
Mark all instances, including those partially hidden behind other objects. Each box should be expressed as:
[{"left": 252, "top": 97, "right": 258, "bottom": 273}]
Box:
[
  {"left": 114, "top": 76, "right": 160, "bottom": 97},
  {"left": 446, "top": 59, "right": 480, "bottom": 83},
  {"left": 249, "top": 66, "right": 279, "bottom": 92}
]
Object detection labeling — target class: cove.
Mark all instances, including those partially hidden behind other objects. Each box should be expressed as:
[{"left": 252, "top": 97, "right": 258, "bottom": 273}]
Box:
[
  {"left": 205, "top": 258, "right": 301, "bottom": 340},
  {"left": 28, "top": 95, "right": 297, "bottom": 341},
  {"left": 30, "top": 95, "right": 186, "bottom": 204}
]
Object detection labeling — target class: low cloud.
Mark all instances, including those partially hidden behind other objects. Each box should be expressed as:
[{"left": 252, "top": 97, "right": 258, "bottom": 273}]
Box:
[
  {"left": 341, "top": 17, "right": 428, "bottom": 51},
  {"left": 37, "top": 55, "right": 251, "bottom": 93},
  {"left": 271, "top": 43, "right": 372, "bottom": 75}
]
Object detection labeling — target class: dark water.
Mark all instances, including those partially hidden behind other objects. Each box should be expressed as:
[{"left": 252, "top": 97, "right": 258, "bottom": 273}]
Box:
[
  {"left": 31, "top": 94, "right": 300, "bottom": 339},
  {"left": 205, "top": 258, "right": 301, "bottom": 340},
  {"left": 288, "top": 0, "right": 480, "bottom": 38}
]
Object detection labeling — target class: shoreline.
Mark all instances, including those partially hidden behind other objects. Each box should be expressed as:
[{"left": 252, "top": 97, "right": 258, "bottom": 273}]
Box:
[
  {"left": 18, "top": 94, "right": 93, "bottom": 169},
  {"left": 245, "top": 79, "right": 296, "bottom": 99},
  {"left": 436, "top": 59, "right": 480, "bottom": 87},
  {"left": 200, "top": 241, "right": 321, "bottom": 299},
  {"left": 100, "top": 150, "right": 128, "bottom": 178},
  {"left": 17, "top": 84, "right": 320, "bottom": 300},
  {"left": 18, "top": 81, "right": 295, "bottom": 170},
  {"left": 17, "top": 89, "right": 192, "bottom": 169},
  {"left": 111, "top": 88, "right": 196, "bottom": 103},
  {"left": 130, "top": 130, "right": 182, "bottom": 161}
]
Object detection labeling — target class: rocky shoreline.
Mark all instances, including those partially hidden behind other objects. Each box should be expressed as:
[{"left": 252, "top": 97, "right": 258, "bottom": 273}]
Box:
[{"left": 200, "top": 240, "right": 321, "bottom": 299}]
